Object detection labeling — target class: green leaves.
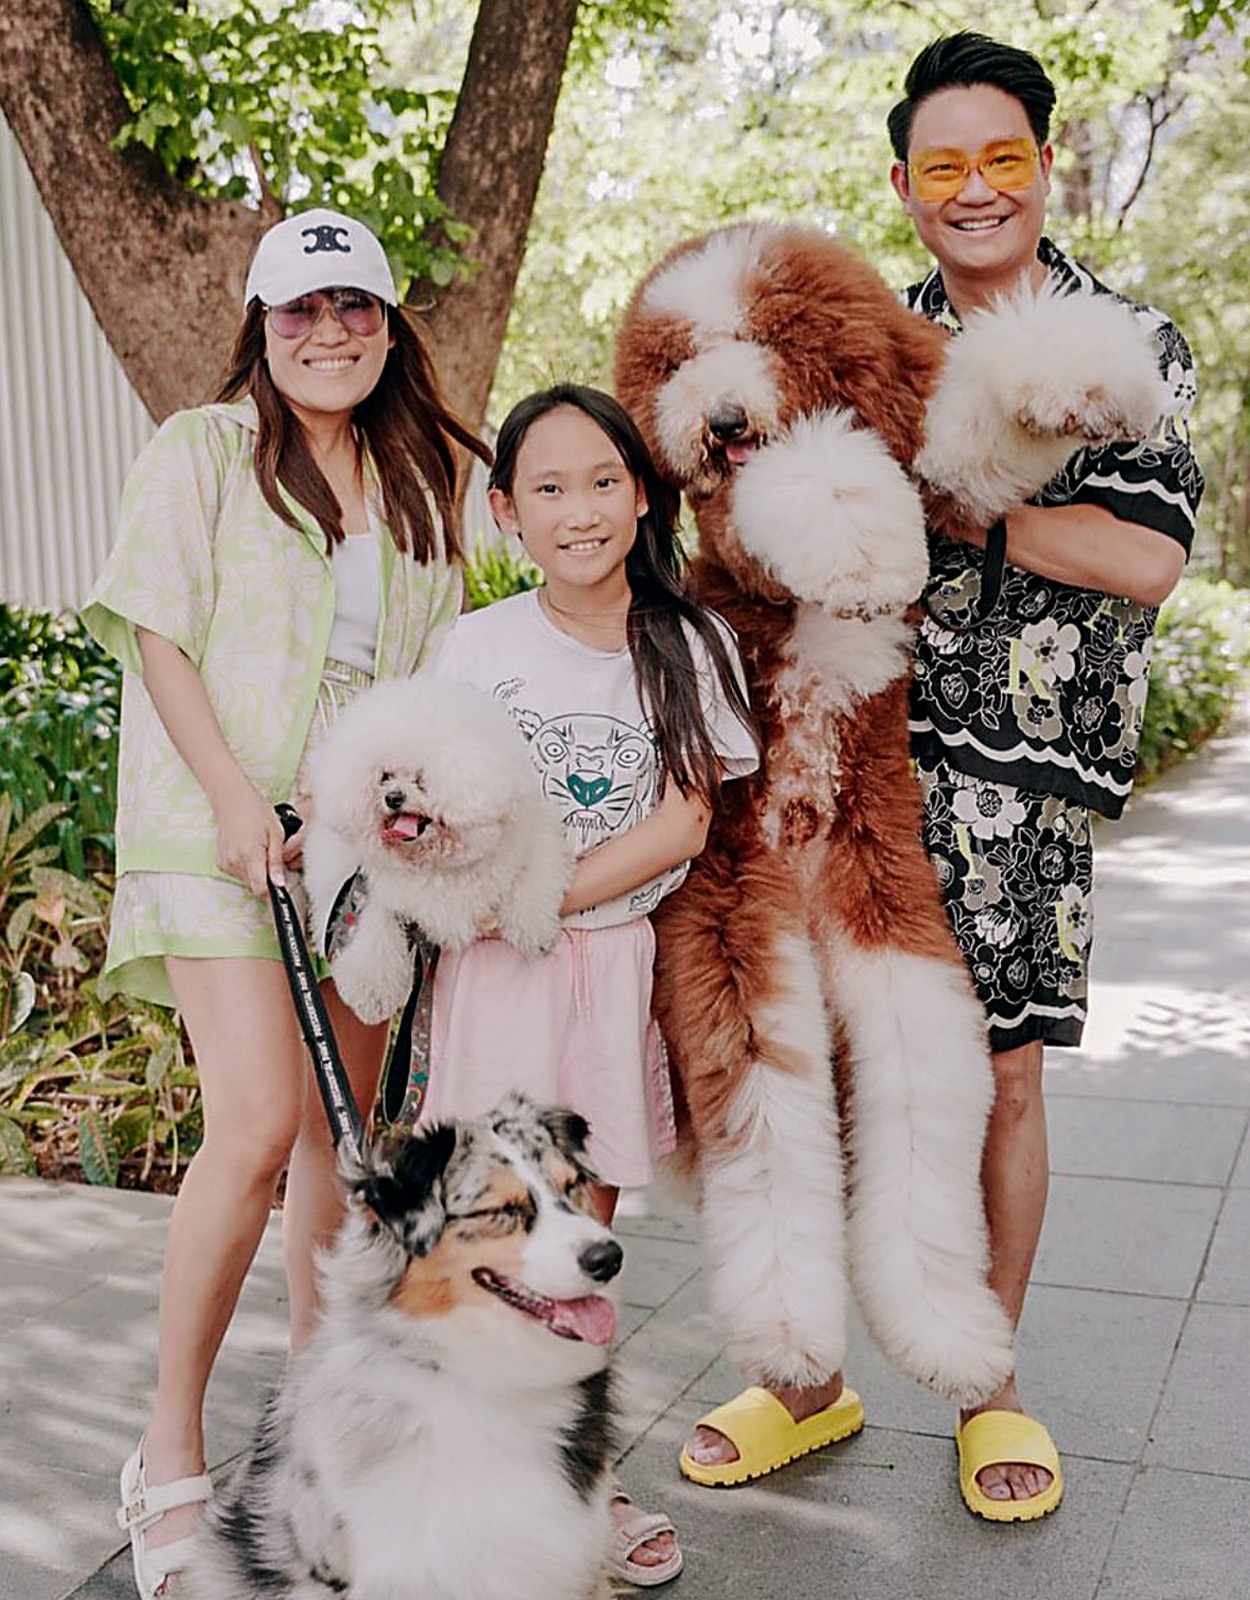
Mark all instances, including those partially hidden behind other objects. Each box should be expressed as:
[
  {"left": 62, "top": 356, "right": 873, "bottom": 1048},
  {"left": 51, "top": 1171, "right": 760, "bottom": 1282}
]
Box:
[
  {"left": 1138, "top": 575, "right": 1250, "bottom": 781},
  {"left": 87, "top": 0, "right": 466, "bottom": 293},
  {"left": 0, "top": 1114, "right": 36, "bottom": 1177},
  {"left": 1181, "top": 0, "right": 1250, "bottom": 39},
  {"left": 78, "top": 1108, "right": 122, "bottom": 1187},
  {"left": 1, "top": 606, "right": 120, "bottom": 878},
  {"left": 463, "top": 538, "right": 544, "bottom": 611},
  {"left": 0, "top": 759, "right": 198, "bottom": 1187}
]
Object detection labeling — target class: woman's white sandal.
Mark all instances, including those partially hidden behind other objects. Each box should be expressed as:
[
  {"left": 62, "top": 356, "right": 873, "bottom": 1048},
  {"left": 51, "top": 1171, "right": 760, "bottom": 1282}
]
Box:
[{"left": 118, "top": 1440, "right": 213, "bottom": 1599}]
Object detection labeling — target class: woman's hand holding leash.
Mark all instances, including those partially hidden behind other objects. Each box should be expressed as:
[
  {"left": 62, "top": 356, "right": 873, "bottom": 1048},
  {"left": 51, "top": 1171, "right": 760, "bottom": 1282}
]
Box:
[{"left": 213, "top": 776, "right": 288, "bottom": 893}]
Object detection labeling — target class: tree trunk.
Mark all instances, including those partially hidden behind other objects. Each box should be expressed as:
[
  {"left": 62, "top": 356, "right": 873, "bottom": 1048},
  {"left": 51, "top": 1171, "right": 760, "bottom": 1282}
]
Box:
[
  {"left": 0, "top": 0, "right": 262, "bottom": 420},
  {"left": 414, "top": 0, "right": 581, "bottom": 429}
]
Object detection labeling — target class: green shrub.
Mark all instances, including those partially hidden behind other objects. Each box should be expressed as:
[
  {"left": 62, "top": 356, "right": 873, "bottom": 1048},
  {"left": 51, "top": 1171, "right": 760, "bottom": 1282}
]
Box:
[
  {"left": 463, "top": 536, "right": 543, "bottom": 611},
  {"left": 1138, "top": 574, "right": 1250, "bottom": 783},
  {"left": 0, "top": 796, "right": 199, "bottom": 1188},
  {"left": 0, "top": 605, "right": 121, "bottom": 875}
]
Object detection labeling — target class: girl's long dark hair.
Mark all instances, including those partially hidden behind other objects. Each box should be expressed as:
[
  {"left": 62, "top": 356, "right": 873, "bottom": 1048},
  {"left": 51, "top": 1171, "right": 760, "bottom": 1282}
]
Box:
[
  {"left": 490, "top": 383, "right": 758, "bottom": 802},
  {"left": 217, "top": 301, "right": 491, "bottom": 562}
]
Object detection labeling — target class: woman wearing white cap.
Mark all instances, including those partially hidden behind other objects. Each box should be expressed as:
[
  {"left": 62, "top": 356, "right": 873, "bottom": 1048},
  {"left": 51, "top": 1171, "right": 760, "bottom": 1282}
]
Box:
[{"left": 84, "top": 209, "right": 489, "bottom": 1600}]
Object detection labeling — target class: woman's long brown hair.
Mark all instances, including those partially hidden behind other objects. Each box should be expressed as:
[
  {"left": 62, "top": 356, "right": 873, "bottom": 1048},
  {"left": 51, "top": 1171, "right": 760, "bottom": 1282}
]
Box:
[{"left": 216, "top": 302, "right": 491, "bottom": 562}]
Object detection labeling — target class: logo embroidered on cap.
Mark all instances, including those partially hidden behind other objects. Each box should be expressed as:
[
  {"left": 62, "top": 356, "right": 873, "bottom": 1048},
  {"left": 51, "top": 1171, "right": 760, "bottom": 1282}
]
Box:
[{"left": 301, "top": 224, "right": 352, "bottom": 256}]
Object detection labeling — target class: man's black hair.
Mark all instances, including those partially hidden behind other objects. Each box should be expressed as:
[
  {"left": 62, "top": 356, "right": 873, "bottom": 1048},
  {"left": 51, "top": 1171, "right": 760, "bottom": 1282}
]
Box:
[{"left": 887, "top": 32, "right": 1056, "bottom": 160}]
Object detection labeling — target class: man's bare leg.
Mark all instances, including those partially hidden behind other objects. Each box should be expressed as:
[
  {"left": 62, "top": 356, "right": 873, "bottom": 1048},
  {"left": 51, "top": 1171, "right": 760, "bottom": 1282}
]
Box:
[{"left": 960, "top": 1036, "right": 1052, "bottom": 1501}]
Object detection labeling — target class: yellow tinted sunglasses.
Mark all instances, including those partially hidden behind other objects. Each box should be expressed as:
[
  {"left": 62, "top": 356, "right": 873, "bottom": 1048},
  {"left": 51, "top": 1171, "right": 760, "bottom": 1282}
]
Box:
[{"left": 908, "top": 137, "right": 1040, "bottom": 203}]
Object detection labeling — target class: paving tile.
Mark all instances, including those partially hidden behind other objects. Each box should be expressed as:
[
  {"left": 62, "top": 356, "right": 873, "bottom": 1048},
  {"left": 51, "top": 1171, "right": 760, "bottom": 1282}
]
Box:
[
  {"left": 1198, "top": 1188, "right": 1250, "bottom": 1306},
  {"left": 1033, "top": 1174, "right": 1221, "bottom": 1299},
  {"left": 614, "top": 1274, "right": 722, "bottom": 1441},
  {"left": 1045, "top": 1045, "right": 1250, "bottom": 1107},
  {"left": 0, "top": 1258, "right": 104, "bottom": 1334},
  {"left": 1047, "top": 984, "right": 1250, "bottom": 1107},
  {"left": 1047, "top": 1095, "right": 1245, "bottom": 1184},
  {"left": 1145, "top": 1303, "right": 1250, "bottom": 1479},
  {"left": 617, "top": 1231, "right": 700, "bottom": 1310},
  {"left": 1097, "top": 1465, "right": 1250, "bottom": 1600},
  {"left": 0, "top": 1546, "right": 82, "bottom": 1600},
  {"left": 0, "top": 1177, "right": 170, "bottom": 1272},
  {"left": 615, "top": 1186, "right": 701, "bottom": 1243},
  {"left": 0, "top": 1459, "right": 121, "bottom": 1600},
  {"left": 66, "top": 1551, "right": 136, "bottom": 1600}
]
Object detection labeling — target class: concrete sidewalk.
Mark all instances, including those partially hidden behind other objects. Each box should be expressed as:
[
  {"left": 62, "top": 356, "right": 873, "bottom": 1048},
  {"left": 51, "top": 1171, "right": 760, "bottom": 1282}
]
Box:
[{"left": 3, "top": 717, "right": 1249, "bottom": 1600}]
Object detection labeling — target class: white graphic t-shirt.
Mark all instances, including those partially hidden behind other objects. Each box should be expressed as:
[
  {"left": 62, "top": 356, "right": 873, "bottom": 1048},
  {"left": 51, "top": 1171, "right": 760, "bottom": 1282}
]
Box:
[{"left": 431, "top": 589, "right": 757, "bottom": 929}]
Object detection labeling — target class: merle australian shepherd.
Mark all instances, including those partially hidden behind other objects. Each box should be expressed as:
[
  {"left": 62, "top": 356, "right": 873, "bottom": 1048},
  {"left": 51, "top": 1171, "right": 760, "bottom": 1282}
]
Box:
[{"left": 185, "top": 1094, "right": 621, "bottom": 1600}]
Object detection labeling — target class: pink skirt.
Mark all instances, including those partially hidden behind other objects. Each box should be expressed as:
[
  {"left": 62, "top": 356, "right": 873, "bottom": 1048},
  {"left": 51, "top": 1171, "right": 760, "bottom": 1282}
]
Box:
[{"left": 422, "top": 920, "right": 677, "bottom": 1189}]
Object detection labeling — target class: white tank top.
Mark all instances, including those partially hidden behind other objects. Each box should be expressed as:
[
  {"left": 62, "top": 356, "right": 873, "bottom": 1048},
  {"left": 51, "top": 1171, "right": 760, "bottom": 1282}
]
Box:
[{"left": 327, "top": 529, "right": 381, "bottom": 671}]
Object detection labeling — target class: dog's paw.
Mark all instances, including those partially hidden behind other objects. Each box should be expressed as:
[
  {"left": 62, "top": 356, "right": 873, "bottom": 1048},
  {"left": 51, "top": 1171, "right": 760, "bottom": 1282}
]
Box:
[
  {"left": 1012, "top": 383, "right": 1148, "bottom": 448},
  {"left": 328, "top": 915, "right": 415, "bottom": 1024},
  {"left": 499, "top": 913, "right": 563, "bottom": 959},
  {"left": 732, "top": 410, "right": 928, "bottom": 613}
]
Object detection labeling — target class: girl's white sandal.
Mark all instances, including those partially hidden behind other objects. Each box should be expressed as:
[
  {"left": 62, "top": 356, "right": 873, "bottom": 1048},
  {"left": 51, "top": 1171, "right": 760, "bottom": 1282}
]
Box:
[{"left": 117, "top": 1440, "right": 214, "bottom": 1599}]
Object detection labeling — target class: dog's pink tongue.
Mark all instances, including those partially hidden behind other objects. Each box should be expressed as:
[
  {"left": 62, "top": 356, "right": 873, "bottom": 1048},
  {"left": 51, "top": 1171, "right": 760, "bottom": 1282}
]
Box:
[
  {"left": 549, "top": 1295, "right": 617, "bottom": 1347},
  {"left": 384, "top": 814, "right": 426, "bottom": 841}
]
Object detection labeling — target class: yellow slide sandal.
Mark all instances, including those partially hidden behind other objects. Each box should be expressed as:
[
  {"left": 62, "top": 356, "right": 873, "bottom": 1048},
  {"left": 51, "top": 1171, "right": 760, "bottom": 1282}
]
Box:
[
  {"left": 679, "top": 1384, "right": 864, "bottom": 1488},
  {"left": 956, "top": 1409, "right": 1064, "bottom": 1523}
]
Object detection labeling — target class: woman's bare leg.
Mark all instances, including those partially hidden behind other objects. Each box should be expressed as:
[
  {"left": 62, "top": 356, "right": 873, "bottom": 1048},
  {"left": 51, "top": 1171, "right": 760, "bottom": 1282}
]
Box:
[{"left": 137, "top": 956, "right": 307, "bottom": 1552}]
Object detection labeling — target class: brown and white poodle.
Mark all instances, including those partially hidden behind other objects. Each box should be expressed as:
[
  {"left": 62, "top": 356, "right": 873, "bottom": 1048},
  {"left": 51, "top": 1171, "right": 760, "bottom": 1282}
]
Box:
[{"left": 614, "top": 221, "right": 1164, "bottom": 1404}]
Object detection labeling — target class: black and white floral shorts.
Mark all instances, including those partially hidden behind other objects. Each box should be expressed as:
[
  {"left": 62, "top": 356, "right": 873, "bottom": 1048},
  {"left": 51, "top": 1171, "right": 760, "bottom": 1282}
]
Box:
[{"left": 915, "top": 752, "right": 1093, "bottom": 1053}]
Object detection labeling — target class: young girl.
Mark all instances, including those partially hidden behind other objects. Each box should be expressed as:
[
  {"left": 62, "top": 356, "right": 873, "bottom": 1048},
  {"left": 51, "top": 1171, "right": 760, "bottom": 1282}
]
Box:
[
  {"left": 83, "top": 209, "right": 489, "bottom": 1600},
  {"left": 421, "top": 383, "right": 759, "bottom": 1586}
]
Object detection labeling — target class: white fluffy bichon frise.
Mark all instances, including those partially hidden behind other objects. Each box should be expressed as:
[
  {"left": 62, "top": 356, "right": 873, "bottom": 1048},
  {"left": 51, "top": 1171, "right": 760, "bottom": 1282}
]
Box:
[{"left": 303, "top": 677, "right": 574, "bottom": 1025}]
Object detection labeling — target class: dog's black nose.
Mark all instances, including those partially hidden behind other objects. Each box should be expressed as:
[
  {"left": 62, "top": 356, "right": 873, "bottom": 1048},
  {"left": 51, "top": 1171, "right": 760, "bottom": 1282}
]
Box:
[
  {"left": 384, "top": 787, "right": 407, "bottom": 813},
  {"left": 708, "top": 401, "right": 749, "bottom": 441},
  {"left": 578, "top": 1238, "right": 623, "bottom": 1284}
]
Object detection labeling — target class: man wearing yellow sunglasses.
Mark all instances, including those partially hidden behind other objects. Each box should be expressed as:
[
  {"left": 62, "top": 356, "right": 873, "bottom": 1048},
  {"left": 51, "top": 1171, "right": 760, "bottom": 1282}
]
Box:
[{"left": 887, "top": 34, "right": 1203, "bottom": 1523}]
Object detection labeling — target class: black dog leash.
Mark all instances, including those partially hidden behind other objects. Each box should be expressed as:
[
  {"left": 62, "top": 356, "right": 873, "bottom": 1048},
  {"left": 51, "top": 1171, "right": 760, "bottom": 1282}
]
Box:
[
  {"left": 380, "top": 935, "right": 439, "bottom": 1126},
  {"left": 269, "top": 804, "right": 365, "bottom": 1165},
  {"left": 921, "top": 517, "right": 1007, "bottom": 633}
]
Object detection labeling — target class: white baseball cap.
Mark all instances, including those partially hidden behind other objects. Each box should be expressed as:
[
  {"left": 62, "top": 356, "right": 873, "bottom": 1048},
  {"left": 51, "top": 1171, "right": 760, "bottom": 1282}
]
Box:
[{"left": 244, "top": 208, "right": 399, "bottom": 308}]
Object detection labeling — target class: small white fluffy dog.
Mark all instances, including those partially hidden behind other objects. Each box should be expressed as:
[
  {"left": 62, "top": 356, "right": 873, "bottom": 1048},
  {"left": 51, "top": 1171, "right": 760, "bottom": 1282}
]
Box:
[
  {"left": 304, "top": 677, "right": 574, "bottom": 1024},
  {"left": 916, "top": 276, "right": 1168, "bottom": 524},
  {"left": 184, "top": 1095, "right": 622, "bottom": 1600}
]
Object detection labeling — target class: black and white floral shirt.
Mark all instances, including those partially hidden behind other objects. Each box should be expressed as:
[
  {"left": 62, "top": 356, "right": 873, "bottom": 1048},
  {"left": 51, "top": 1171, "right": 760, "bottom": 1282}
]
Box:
[{"left": 907, "top": 238, "right": 1204, "bottom": 818}]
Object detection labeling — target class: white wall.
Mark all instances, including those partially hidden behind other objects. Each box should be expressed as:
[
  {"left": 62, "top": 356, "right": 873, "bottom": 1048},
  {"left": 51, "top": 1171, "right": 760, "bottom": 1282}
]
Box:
[{"left": 0, "top": 115, "right": 154, "bottom": 613}]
